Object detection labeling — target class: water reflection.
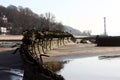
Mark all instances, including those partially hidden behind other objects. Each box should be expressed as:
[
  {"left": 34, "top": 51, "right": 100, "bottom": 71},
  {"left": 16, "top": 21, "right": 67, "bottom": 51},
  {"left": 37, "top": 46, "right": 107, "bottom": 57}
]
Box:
[
  {"left": 57, "top": 56, "right": 120, "bottom": 80},
  {"left": 99, "top": 55, "right": 120, "bottom": 60}
]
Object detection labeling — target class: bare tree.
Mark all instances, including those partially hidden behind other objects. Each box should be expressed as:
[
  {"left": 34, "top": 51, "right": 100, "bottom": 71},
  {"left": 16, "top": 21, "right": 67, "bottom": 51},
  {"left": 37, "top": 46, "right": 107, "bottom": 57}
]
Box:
[
  {"left": 0, "top": 5, "right": 65, "bottom": 34},
  {"left": 82, "top": 30, "right": 92, "bottom": 36}
]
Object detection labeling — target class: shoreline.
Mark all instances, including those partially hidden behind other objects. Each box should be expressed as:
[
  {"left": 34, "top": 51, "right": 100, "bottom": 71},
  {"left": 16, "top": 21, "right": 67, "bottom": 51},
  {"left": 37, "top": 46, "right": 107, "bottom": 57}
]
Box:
[
  {"left": 43, "top": 43, "right": 120, "bottom": 62},
  {"left": 1, "top": 43, "right": 120, "bottom": 62},
  {"left": 1, "top": 42, "right": 120, "bottom": 79}
]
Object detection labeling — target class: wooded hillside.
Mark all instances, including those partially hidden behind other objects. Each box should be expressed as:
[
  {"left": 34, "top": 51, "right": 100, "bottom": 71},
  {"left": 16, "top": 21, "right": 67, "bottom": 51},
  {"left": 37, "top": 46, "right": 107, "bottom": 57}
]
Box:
[{"left": 0, "top": 5, "right": 64, "bottom": 34}]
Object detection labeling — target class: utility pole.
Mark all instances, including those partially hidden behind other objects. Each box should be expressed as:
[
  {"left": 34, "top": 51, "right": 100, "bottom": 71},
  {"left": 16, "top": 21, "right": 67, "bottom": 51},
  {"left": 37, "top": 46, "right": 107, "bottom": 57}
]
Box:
[{"left": 104, "top": 17, "right": 107, "bottom": 36}]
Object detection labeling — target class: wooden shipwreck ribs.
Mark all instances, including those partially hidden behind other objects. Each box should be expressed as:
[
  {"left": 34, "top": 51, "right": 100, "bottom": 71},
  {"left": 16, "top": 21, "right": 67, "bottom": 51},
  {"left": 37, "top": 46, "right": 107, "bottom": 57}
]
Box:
[{"left": 19, "top": 30, "right": 74, "bottom": 80}]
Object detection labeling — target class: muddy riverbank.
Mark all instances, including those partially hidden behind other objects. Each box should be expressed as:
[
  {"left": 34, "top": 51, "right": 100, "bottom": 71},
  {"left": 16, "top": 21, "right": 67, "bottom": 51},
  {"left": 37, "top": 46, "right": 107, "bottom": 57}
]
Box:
[
  {"left": 1, "top": 43, "right": 120, "bottom": 80},
  {"left": 43, "top": 43, "right": 120, "bottom": 62}
]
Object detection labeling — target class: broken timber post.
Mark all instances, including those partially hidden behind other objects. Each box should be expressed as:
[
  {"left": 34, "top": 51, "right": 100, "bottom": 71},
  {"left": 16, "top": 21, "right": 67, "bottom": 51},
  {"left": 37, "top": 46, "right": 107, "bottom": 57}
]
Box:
[{"left": 19, "top": 30, "right": 74, "bottom": 80}]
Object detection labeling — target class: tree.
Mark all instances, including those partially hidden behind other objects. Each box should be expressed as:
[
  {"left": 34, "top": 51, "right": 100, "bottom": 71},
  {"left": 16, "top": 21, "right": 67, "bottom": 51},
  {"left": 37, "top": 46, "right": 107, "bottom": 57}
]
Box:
[
  {"left": 0, "top": 5, "right": 65, "bottom": 34},
  {"left": 82, "top": 30, "right": 92, "bottom": 36}
]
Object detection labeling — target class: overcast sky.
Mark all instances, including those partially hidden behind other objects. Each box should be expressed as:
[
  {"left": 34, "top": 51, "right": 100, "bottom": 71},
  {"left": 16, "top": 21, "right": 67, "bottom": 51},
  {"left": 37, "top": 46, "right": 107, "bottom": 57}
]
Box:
[{"left": 1, "top": 0, "right": 120, "bottom": 35}]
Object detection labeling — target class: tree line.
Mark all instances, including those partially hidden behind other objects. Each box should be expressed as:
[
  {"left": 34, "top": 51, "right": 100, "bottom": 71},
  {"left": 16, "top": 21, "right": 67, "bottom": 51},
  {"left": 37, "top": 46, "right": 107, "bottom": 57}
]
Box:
[{"left": 0, "top": 5, "right": 64, "bottom": 34}]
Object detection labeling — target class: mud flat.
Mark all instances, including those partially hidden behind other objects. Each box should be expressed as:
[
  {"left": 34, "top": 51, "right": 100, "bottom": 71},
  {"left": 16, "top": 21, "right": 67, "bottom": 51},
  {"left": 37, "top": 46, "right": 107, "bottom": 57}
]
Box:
[
  {"left": 1, "top": 43, "right": 120, "bottom": 62},
  {"left": 1, "top": 43, "right": 120, "bottom": 80},
  {"left": 43, "top": 43, "right": 120, "bottom": 62},
  {"left": 0, "top": 35, "right": 23, "bottom": 40}
]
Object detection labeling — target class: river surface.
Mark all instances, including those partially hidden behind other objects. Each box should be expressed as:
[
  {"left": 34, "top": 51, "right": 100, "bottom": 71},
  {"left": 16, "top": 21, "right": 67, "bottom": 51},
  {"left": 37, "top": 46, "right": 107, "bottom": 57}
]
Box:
[
  {"left": 57, "top": 56, "right": 120, "bottom": 80},
  {"left": 0, "top": 50, "right": 23, "bottom": 80}
]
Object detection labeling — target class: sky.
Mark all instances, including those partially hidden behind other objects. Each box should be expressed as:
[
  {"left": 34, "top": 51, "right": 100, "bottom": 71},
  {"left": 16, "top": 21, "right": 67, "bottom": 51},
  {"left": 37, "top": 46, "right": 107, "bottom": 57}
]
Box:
[{"left": 1, "top": 0, "right": 120, "bottom": 36}]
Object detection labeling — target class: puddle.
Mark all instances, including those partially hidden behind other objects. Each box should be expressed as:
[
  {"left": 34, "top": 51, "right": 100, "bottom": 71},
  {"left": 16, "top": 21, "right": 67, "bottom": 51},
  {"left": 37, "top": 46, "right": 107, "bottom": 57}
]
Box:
[{"left": 57, "top": 56, "right": 120, "bottom": 80}]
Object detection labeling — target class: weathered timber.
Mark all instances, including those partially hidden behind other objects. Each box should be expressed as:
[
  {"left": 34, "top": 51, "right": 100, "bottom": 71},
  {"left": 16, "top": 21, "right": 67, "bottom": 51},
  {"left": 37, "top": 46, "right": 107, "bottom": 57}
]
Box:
[{"left": 19, "top": 30, "right": 74, "bottom": 80}]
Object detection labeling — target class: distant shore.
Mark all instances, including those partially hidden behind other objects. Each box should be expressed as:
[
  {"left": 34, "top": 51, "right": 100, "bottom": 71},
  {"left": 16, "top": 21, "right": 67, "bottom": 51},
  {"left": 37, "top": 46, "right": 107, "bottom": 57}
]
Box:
[
  {"left": 43, "top": 43, "right": 120, "bottom": 62},
  {"left": 0, "top": 35, "right": 23, "bottom": 40}
]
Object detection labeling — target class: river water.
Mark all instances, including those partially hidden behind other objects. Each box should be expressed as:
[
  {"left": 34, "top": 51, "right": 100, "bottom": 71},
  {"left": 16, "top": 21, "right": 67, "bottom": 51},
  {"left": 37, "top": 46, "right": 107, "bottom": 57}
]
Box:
[
  {"left": 57, "top": 56, "right": 120, "bottom": 80},
  {"left": 0, "top": 49, "right": 23, "bottom": 80}
]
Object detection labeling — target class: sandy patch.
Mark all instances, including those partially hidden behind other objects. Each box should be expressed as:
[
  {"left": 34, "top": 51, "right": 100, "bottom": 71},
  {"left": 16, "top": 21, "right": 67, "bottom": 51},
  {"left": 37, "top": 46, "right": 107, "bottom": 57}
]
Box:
[
  {"left": 0, "top": 35, "right": 23, "bottom": 40},
  {"left": 43, "top": 43, "right": 120, "bottom": 62},
  {"left": 1, "top": 42, "right": 120, "bottom": 63}
]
